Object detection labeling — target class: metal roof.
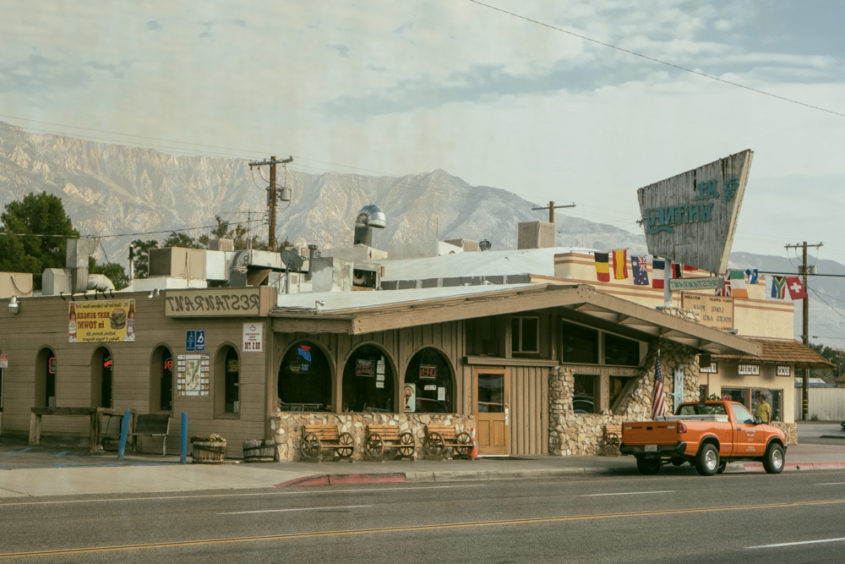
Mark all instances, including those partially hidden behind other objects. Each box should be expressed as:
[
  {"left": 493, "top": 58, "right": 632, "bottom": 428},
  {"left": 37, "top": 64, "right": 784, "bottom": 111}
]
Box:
[{"left": 270, "top": 282, "right": 761, "bottom": 356}]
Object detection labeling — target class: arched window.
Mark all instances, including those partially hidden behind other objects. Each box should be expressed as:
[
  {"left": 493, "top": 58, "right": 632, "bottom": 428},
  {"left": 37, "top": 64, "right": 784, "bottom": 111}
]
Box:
[
  {"left": 278, "top": 341, "right": 331, "bottom": 411},
  {"left": 341, "top": 345, "right": 394, "bottom": 413},
  {"left": 150, "top": 346, "right": 173, "bottom": 411},
  {"left": 92, "top": 347, "right": 113, "bottom": 408},
  {"left": 215, "top": 346, "right": 240, "bottom": 416},
  {"left": 35, "top": 348, "right": 56, "bottom": 409},
  {"left": 404, "top": 348, "right": 454, "bottom": 413}
]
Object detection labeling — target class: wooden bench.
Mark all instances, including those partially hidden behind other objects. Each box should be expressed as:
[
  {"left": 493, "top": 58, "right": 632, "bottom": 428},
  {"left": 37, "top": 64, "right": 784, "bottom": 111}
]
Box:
[
  {"left": 423, "top": 424, "right": 473, "bottom": 459},
  {"left": 299, "top": 424, "right": 354, "bottom": 461},
  {"left": 603, "top": 423, "right": 622, "bottom": 448},
  {"left": 364, "top": 424, "right": 415, "bottom": 461},
  {"left": 132, "top": 413, "right": 171, "bottom": 456}
]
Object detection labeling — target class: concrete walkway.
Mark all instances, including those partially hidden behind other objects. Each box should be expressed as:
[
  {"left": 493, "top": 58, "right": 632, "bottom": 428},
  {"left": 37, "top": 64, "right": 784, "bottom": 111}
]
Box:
[{"left": 2, "top": 427, "right": 844, "bottom": 498}]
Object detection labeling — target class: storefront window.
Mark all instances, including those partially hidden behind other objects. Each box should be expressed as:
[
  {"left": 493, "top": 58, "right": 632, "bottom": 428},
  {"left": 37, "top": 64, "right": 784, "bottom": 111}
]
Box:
[
  {"left": 36, "top": 348, "right": 57, "bottom": 409},
  {"left": 511, "top": 316, "right": 539, "bottom": 354},
  {"left": 224, "top": 347, "right": 239, "bottom": 414},
  {"left": 723, "top": 387, "right": 783, "bottom": 422},
  {"left": 150, "top": 346, "right": 173, "bottom": 411},
  {"left": 604, "top": 333, "right": 640, "bottom": 366},
  {"left": 92, "top": 348, "right": 114, "bottom": 409},
  {"left": 279, "top": 341, "right": 331, "bottom": 411},
  {"left": 404, "top": 348, "right": 453, "bottom": 413},
  {"left": 573, "top": 374, "right": 597, "bottom": 413},
  {"left": 342, "top": 345, "right": 394, "bottom": 412},
  {"left": 609, "top": 376, "right": 633, "bottom": 409},
  {"left": 563, "top": 322, "right": 598, "bottom": 364}
]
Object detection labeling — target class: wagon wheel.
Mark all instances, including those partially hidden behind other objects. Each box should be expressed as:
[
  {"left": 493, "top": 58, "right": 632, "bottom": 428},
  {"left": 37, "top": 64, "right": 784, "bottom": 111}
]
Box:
[
  {"left": 455, "top": 432, "right": 473, "bottom": 459},
  {"left": 336, "top": 432, "right": 354, "bottom": 459},
  {"left": 300, "top": 432, "right": 321, "bottom": 461},
  {"left": 397, "top": 432, "right": 415, "bottom": 459},
  {"left": 425, "top": 432, "right": 445, "bottom": 459},
  {"left": 366, "top": 433, "right": 385, "bottom": 461}
]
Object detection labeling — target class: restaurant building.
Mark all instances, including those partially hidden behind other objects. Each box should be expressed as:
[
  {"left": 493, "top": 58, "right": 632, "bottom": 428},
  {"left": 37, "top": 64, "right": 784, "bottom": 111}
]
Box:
[{"left": 4, "top": 226, "right": 831, "bottom": 461}]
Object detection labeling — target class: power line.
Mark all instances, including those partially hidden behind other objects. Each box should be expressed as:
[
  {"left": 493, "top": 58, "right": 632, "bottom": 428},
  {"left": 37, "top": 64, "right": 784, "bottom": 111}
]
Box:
[{"left": 466, "top": 0, "right": 845, "bottom": 120}]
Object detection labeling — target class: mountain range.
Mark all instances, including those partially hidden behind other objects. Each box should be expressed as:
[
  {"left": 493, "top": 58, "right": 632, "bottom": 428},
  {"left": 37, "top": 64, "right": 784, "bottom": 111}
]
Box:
[{"left": 0, "top": 121, "right": 842, "bottom": 349}]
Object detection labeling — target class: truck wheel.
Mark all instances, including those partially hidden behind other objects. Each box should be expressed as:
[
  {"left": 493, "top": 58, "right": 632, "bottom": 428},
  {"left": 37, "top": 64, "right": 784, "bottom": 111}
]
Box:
[
  {"left": 636, "top": 456, "right": 661, "bottom": 475},
  {"left": 763, "top": 443, "right": 785, "bottom": 474},
  {"left": 717, "top": 461, "right": 727, "bottom": 474},
  {"left": 695, "top": 443, "right": 719, "bottom": 476}
]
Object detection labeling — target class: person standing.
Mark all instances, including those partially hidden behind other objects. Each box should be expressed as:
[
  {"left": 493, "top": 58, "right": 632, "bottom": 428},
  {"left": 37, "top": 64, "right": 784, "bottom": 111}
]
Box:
[{"left": 756, "top": 395, "right": 771, "bottom": 423}]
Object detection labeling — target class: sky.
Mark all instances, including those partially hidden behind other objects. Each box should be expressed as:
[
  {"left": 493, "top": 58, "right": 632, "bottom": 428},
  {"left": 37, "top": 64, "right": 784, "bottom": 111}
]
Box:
[{"left": 2, "top": 0, "right": 845, "bottom": 265}]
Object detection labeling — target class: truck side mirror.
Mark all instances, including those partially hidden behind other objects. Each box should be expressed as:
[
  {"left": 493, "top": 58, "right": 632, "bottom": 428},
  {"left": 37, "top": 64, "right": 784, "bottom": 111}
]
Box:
[{"left": 754, "top": 416, "right": 762, "bottom": 425}]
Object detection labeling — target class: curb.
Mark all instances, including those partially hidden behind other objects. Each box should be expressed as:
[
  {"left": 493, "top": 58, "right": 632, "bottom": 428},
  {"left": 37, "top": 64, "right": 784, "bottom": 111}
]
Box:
[{"left": 276, "top": 472, "right": 407, "bottom": 487}]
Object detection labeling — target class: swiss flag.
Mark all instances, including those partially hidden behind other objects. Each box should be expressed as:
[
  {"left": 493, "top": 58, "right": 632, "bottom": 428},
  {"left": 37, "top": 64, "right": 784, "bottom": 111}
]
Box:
[{"left": 786, "top": 276, "right": 806, "bottom": 299}]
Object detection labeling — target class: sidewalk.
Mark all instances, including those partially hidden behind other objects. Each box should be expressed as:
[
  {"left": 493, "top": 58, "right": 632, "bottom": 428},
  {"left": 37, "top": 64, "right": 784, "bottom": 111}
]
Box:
[{"left": 2, "top": 435, "right": 845, "bottom": 498}]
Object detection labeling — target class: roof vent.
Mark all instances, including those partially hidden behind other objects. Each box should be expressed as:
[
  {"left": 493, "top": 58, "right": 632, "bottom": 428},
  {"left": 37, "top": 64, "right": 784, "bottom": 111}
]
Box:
[{"left": 353, "top": 204, "right": 386, "bottom": 246}]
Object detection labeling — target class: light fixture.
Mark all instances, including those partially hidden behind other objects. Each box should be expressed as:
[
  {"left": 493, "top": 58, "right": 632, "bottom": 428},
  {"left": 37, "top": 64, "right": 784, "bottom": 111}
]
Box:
[
  {"left": 147, "top": 288, "right": 160, "bottom": 299},
  {"left": 8, "top": 296, "right": 20, "bottom": 315},
  {"left": 315, "top": 299, "right": 325, "bottom": 309}
]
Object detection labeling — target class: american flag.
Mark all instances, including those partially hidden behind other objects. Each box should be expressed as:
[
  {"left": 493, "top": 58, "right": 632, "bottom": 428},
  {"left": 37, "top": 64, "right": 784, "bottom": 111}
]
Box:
[{"left": 651, "top": 349, "right": 666, "bottom": 419}]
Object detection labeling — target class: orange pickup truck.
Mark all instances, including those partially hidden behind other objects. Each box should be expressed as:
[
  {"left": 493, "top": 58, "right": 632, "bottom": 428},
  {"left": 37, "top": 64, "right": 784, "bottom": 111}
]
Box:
[{"left": 620, "top": 400, "right": 787, "bottom": 476}]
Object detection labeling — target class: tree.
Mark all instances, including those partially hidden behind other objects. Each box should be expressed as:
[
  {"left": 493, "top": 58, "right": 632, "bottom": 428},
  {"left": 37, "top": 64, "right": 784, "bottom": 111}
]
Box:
[
  {"left": 130, "top": 239, "right": 160, "bottom": 279},
  {"left": 0, "top": 192, "right": 79, "bottom": 289},
  {"left": 88, "top": 256, "right": 129, "bottom": 290},
  {"left": 810, "top": 343, "right": 844, "bottom": 382},
  {"left": 197, "top": 215, "right": 267, "bottom": 250}
]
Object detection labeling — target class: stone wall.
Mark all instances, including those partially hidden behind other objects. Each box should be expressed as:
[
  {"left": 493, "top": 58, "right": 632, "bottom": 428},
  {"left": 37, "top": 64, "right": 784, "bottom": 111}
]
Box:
[
  {"left": 772, "top": 422, "right": 798, "bottom": 445},
  {"left": 549, "top": 342, "right": 700, "bottom": 456},
  {"left": 270, "top": 411, "right": 475, "bottom": 461}
]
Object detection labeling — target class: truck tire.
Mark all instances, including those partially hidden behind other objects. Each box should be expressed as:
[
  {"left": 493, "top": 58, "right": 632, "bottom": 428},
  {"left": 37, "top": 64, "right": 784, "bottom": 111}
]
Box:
[
  {"left": 763, "top": 443, "right": 785, "bottom": 474},
  {"left": 717, "top": 460, "right": 727, "bottom": 474},
  {"left": 636, "top": 456, "right": 661, "bottom": 475},
  {"left": 695, "top": 443, "right": 719, "bottom": 476}
]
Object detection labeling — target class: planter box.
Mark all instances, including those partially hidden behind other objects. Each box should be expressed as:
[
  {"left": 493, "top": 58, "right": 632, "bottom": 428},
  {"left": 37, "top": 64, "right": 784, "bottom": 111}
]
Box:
[
  {"left": 243, "top": 439, "right": 276, "bottom": 462},
  {"left": 192, "top": 440, "right": 227, "bottom": 463}
]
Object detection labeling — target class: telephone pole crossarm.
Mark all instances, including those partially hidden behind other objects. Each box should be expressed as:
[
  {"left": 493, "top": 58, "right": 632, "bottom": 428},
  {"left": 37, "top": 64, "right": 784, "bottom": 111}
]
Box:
[{"left": 531, "top": 201, "right": 576, "bottom": 223}]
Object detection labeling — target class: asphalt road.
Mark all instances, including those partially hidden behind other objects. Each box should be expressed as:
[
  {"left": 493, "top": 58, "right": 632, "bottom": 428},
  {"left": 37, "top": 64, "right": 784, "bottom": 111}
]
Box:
[{"left": 2, "top": 469, "right": 845, "bottom": 562}]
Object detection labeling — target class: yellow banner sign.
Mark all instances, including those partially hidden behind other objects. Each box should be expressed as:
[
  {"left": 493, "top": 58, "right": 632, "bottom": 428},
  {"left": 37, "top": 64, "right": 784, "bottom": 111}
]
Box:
[{"left": 69, "top": 299, "right": 135, "bottom": 343}]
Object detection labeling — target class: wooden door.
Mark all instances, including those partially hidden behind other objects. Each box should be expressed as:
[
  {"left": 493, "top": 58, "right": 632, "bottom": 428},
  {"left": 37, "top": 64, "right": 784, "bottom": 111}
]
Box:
[{"left": 474, "top": 367, "right": 509, "bottom": 455}]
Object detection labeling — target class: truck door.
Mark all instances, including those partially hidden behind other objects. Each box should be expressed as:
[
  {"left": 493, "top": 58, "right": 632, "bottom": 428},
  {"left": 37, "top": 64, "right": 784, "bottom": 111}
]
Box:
[{"left": 729, "top": 403, "right": 766, "bottom": 456}]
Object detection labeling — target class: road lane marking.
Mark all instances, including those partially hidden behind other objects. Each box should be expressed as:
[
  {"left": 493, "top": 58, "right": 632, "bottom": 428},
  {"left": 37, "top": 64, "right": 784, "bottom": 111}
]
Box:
[
  {"left": 815, "top": 482, "right": 845, "bottom": 486},
  {"left": 220, "top": 504, "right": 374, "bottom": 515},
  {"left": 747, "top": 537, "right": 845, "bottom": 549},
  {"left": 3, "top": 498, "right": 845, "bottom": 559},
  {"left": 0, "top": 483, "right": 483, "bottom": 507},
  {"left": 581, "top": 490, "right": 674, "bottom": 497}
]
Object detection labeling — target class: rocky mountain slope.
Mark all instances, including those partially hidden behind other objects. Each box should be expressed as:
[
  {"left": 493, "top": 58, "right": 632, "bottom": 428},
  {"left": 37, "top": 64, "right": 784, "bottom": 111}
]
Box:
[{"left": 1, "top": 121, "right": 842, "bottom": 347}]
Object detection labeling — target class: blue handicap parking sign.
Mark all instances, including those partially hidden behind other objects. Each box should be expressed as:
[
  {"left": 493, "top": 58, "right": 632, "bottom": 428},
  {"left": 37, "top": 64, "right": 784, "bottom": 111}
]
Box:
[{"left": 195, "top": 330, "right": 205, "bottom": 351}]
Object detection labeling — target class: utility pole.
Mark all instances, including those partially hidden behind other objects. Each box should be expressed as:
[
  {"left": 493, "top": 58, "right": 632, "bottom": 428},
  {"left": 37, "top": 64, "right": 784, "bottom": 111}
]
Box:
[
  {"left": 531, "top": 201, "right": 575, "bottom": 223},
  {"left": 248, "top": 155, "right": 293, "bottom": 250},
  {"left": 785, "top": 240, "right": 823, "bottom": 420}
]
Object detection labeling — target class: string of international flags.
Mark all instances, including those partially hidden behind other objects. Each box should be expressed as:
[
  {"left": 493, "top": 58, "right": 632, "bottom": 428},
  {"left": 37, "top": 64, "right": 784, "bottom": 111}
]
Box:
[{"left": 593, "top": 250, "right": 806, "bottom": 300}]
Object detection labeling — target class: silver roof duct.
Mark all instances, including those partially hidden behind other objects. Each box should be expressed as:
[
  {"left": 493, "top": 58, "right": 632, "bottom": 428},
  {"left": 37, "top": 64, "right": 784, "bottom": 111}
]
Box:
[{"left": 353, "top": 204, "right": 386, "bottom": 246}]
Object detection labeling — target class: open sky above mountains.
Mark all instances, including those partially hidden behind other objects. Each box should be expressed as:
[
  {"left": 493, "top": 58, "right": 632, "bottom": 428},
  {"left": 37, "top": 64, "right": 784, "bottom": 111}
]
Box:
[{"left": 2, "top": 1, "right": 844, "bottom": 263}]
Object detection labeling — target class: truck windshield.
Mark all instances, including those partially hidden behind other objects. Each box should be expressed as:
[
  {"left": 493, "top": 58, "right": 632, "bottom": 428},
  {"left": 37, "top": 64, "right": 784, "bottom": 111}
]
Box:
[{"left": 677, "top": 403, "right": 727, "bottom": 416}]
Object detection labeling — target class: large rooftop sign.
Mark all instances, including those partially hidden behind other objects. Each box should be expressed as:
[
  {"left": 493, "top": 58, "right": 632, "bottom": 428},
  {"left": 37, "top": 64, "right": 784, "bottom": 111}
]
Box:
[{"left": 637, "top": 149, "right": 753, "bottom": 274}]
